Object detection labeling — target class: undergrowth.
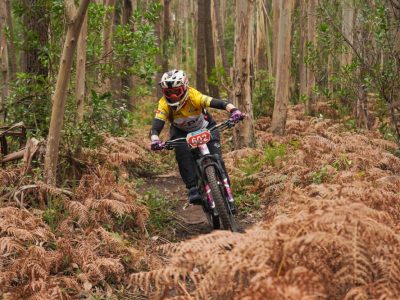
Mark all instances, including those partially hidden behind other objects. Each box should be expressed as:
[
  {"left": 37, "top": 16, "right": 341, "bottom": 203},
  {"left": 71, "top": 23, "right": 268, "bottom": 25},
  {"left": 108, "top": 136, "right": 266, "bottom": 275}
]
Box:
[{"left": 130, "top": 104, "right": 400, "bottom": 299}]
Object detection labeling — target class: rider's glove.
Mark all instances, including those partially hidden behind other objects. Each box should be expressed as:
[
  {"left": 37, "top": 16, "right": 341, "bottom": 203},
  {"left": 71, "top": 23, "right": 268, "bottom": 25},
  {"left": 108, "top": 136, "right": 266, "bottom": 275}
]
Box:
[
  {"left": 230, "top": 109, "right": 244, "bottom": 123},
  {"left": 150, "top": 135, "right": 164, "bottom": 151},
  {"left": 151, "top": 140, "right": 164, "bottom": 151}
]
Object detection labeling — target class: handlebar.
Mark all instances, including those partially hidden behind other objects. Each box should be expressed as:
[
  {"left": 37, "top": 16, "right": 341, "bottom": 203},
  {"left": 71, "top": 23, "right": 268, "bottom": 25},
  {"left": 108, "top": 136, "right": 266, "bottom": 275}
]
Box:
[{"left": 162, "top": 118, "right": 242, "bottom": 150}]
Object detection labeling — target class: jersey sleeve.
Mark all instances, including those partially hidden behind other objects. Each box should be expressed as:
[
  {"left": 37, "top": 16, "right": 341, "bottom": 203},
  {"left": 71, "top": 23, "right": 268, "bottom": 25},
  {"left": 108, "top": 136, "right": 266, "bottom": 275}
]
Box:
[
  {"left": 190, "top": 88, "right": 212, "bottom": 108},
  {"left": 154, "top": 98, "right": 169, "bottom": 122}
]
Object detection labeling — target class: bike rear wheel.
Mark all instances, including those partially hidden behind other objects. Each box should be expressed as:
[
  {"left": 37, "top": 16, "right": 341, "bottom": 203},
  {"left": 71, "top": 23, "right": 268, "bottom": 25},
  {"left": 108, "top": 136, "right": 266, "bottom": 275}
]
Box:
[{"left": 204, "top": 163, "right": 238, "bottom": 232}]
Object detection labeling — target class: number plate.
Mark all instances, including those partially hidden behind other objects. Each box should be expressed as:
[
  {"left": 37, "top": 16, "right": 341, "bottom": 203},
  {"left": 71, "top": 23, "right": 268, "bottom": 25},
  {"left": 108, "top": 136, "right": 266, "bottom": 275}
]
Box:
[{"left": 186, "top": 129, "right": 211, "bottom": 148}]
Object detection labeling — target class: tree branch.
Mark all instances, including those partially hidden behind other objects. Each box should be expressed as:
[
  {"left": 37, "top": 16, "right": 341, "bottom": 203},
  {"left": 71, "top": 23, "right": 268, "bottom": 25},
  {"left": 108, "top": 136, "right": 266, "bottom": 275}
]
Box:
[
  {"left": 75, "top": 0, "right": 92, "bottom": 30},
  {"left": 321, "top": 5, "right": 367, "bottom": 68},
  {"left": 64, "top": 0, "right": 77, "bottom": 23}
]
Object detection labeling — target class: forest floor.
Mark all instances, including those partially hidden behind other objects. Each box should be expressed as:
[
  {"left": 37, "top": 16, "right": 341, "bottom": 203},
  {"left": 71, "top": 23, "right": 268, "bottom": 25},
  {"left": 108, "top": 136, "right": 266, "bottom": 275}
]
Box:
[
  {"left": 138, "top": 171, "right": 260, "bottom": 242},
  {"left": 2, "top": 103, "right": 400, "bottom": 299}
]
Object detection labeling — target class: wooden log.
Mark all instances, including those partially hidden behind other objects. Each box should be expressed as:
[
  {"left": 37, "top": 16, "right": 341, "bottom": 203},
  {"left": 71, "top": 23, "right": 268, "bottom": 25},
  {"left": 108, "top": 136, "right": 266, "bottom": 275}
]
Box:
[{"left": 1, "top": 149, "right": 24, "bottom": 162}]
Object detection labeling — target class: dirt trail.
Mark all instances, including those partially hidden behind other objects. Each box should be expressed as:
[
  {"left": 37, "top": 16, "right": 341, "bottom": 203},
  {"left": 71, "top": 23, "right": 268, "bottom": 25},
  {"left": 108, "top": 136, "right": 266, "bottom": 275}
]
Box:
[{"left": 141, "top": 172, "right": 256, "bottom": 241}]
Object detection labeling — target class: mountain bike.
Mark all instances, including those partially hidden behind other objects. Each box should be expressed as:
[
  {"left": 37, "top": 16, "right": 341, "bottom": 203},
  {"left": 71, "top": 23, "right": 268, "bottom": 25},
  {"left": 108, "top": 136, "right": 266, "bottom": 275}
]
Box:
[{"left": 161, "top": 118, "right": 242, "bottom": 232}]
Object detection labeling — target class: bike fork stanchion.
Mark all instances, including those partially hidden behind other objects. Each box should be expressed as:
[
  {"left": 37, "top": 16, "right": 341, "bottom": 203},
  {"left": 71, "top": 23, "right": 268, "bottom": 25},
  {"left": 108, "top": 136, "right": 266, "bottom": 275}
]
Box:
[{"left": 204, "top": 183, "right": 215, "bottom": 209}]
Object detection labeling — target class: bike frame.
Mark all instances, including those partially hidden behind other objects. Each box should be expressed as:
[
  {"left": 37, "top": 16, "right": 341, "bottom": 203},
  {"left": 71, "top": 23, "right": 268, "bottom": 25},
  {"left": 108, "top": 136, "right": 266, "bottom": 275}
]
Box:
[{"left": 163, "top": 119, "right": 239, "bottom": 228}]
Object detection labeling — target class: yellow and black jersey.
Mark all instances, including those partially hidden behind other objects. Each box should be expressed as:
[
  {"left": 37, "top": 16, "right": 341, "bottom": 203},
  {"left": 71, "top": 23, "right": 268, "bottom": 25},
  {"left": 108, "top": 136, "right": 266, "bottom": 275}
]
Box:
[
  {"left": 151, "top": 87, "right": 229, "bottom": 135},
  {"left": 155, "top": 87, "right": 212, "bottom": 132}
]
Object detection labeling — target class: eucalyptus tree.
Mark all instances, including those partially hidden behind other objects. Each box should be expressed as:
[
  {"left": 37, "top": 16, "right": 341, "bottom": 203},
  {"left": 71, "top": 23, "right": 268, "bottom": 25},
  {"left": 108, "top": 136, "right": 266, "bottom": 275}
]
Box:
[
  {"left": 196, "top": 0, "right": 206, "bottom": 92},
  {"left": 232, "top": 0, "right": 255, "bottom": 148},
  {"left": 205, "top": 0, "right": 219, "bottom": 98},
  {"left": 44, "top": 0, "right": 91, "bottom": 185},
  {"left": 271, "top": 0, "right": 294, "bottom": 135}
]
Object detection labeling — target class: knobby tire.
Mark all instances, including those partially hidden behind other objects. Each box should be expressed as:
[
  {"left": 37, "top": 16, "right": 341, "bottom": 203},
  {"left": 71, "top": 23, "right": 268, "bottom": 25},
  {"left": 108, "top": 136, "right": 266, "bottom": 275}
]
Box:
[{"left": 204, "top": 163, "right": 238, "bottom": 232}]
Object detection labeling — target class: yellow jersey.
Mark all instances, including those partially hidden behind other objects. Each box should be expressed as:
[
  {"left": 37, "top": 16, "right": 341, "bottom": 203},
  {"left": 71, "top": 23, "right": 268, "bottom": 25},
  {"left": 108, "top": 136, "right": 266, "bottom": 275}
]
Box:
[{"left": 155, "top": 87, "right": 213, "bottom": 132}]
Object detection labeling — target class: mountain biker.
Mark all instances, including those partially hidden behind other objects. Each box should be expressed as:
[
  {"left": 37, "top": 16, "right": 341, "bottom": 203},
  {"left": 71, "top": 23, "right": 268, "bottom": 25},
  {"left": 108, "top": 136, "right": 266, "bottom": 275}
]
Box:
[{"left": 149, "top": 69, "right": 244, "bottom": 205}]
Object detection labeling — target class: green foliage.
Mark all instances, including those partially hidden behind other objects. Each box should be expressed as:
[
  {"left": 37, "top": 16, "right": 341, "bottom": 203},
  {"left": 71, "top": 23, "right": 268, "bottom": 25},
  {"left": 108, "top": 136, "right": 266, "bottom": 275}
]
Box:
[
  {"left": 208, "top": 63, "right": 232, "bottom": 97},
  {"left": 332, "top": 154, "right": 352, "bottom": 171},
  {"left": 7, "top": 73, "right": 51, "bottom": 137},
  {"left": 235, "top": 193, "right": 261, "bottom": 214},
  {"left": 64, "top": 91, "right": 133, "bottom": 149},
  {"left": 140, "top": 189, "right": 176, "bottom": 233},
  {"left": 311, "top": 166, "right": 329, "bottom": 184},
  {"left": 252, "top": 71, "right": 275, "bottom": 118},
  {"left": 42, "top": 197, "right": 66, "bottom": 231},
  {"left": 232, "top": 144, "right": 287, "bottom": 214},
  {"left": 237, "top": 143, "right": 287, "bottom": 177},
  {"left": 264, "top": 143, "right": 287, "bottom": 167},
  {"left": 113, "top": 3, "right": 161, "bottom": 86}
]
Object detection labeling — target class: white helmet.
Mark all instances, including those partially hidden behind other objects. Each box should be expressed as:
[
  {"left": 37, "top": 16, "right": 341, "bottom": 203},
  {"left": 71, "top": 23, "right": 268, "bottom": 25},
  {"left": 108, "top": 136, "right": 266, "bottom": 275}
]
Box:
[{"left": 159, "top": 69, "right": 189, "bottom": 109}]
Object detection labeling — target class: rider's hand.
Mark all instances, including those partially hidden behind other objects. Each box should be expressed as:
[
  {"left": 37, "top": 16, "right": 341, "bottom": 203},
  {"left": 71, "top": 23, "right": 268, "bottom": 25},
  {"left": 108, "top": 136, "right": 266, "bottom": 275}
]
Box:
[
  {"left": 150, "top": 140, "right": 164, "bottom": 151},
  {"left": 230, "top": 109, "right": 245, "bottom": 123}
]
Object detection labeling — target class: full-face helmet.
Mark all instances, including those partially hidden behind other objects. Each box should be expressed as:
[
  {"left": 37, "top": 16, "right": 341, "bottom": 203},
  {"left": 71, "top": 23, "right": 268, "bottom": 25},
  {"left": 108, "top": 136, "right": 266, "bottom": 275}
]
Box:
[{"left": 159, "top": 69, "right": 189, "bottom": 109}]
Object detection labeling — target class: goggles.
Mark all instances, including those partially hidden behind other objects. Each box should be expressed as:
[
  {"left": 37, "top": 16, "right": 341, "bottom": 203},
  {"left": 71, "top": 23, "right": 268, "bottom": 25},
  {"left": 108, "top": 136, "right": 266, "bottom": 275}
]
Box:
[{"left": 162, "top": 86, "right": 186, "bottom": 102}]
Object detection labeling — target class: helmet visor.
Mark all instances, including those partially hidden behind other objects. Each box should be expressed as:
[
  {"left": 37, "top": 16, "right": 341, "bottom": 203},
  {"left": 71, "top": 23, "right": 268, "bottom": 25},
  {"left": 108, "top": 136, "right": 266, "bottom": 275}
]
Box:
[{"left": 162, "top": 86, "right": 185, "bottom": 102}]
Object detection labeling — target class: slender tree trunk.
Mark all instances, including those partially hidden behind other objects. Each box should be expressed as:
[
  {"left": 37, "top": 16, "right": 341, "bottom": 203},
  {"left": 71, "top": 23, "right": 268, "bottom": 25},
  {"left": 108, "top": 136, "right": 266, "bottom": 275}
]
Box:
[
  {"left": 196, "top": 0, "right": 206, "bottom": 92},
  {"left": 162, "top": 0, "right": 170, "bottom": 73},
  {"left": 184, "top": 2, "right": 190, "bottom": 72},
  {"left": 256, "top": 0, "right": 267, "bottom": 73},
  {"left": 272, "top": 0, "right": 280, "bottom": 77},
  {"left": 100, "top": 0, "right": 116, "bottom": 93},
  {"left": 122, "top": 0, "right": 138, "bottom": 109},
  {"left": 341, "top": 0, "right": 354, "bottom": 67},
  {"left": 75, "top": 12, "right": 88, "bottom": 126},
  {"left": 232, "top": 0, "right": 255, "bottom": 148},
  {"left": 205, "top": 0, "right": 219, "bottom": 97},
  {"left": 263, "top": 0, "right": 273, "bottom": 76},
  {"left": 4, "top": 0, "right": 16, "bottom": 79},
  {"left": 298, "top": 0, "right": 307, "bottom": 103},
  {"left": 271, "top": 0, "right": 293, "bottom": 135},
  {"left": 155, "top": 10, "right": 163, "bottom": 98},
  {"left": 305, "top": 0, "right": 317, "bottom": 114},
  {"left": 213, "top": 0, "right": 228, "bottom": 74},
  {"left": 44, "top": 0, "right": 91, "bottom": 185},
  {"left": 0, "top": 0, "right": 9, "bottom": 122},
  {"left": 191, "top": 0, "right": 197, "bottom": 76},
  {"left": 22, "top": 0, "right": 49, "bottom": 76},
  {"left": 356, "top": 12, "right": 369, "bottom": 129}
]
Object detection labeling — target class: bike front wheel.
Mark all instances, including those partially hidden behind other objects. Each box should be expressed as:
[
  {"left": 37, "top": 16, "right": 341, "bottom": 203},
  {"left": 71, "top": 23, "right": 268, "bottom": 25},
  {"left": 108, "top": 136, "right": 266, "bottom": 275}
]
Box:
[{"left": 204, "top": 163, "right": 238, "bottom": 232}]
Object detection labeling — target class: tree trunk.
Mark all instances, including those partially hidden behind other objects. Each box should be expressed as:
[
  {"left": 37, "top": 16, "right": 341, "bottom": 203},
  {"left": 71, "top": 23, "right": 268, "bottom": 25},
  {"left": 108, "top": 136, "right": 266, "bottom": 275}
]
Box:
[
  {"left": 176, "top": 0, "right": 183, "bottom": 67},
  {"left": 271, "top": 0, "right": 293, "bottom": 135},
  {"left": 305, "top": 0, "right": 317, "bottom": 115},
  {"left": 155, "top": 10, "right": 163, "bottom": 98},
  {"left": 122, "top": 0, "right": 138, "bottom": 109},
  {"left": 100, "top": 0, "right": 116, "bottom": 93},
  {"left": 263, "top": 0, "right": 273, "bottom": 76},
  {"left": 184, "top": 2, "right": 190, "bottom": 73},
  {"left": 162, "top": 0, "right": 170, "bottom": 73},
  {"left": 356, "top": 12, "right": 369, "bottom": 129},
  {"left": 44, "top": 0, "right": 91, "bottom": 185},
  {"left": 232, "top": 0, "right": 255, "bottom": 148},
  {"left": 327, "top": 53, "right": 334, "bottom": 94},
  {"left": 341, "top": 0, "right": 354, "bottom": 67},
  {"left": 196, "top": 0, "right": 206, "bottom": 92},
  {"left": 0, "top": 0, "right": 8, "bottom": 122},
  {"left": 213, "top": 0, "right": 228, "bottom": 74},
  {"left": 21, "top": 0, "right": 49, "bottom": 76},
  {"left": 4, "top": 0, "right": 16, "bottom": 79},
  {"left": 272, "top": 0, "right": 280, "bottom": 77},
  {"left": 191, "top": 0, "right": 197, "bottom": 75},
  {"left": 204, "top": 0, "right": 219, "bottom": 98},
  {"left": 298, "top": 0, "right": 307, "bottom": 103},
  {"left": 75, "top": 12, "right": 88, "bottom": 126},
  {"left": 255, "top": 0, "right": 266, "bottom": 73}
]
